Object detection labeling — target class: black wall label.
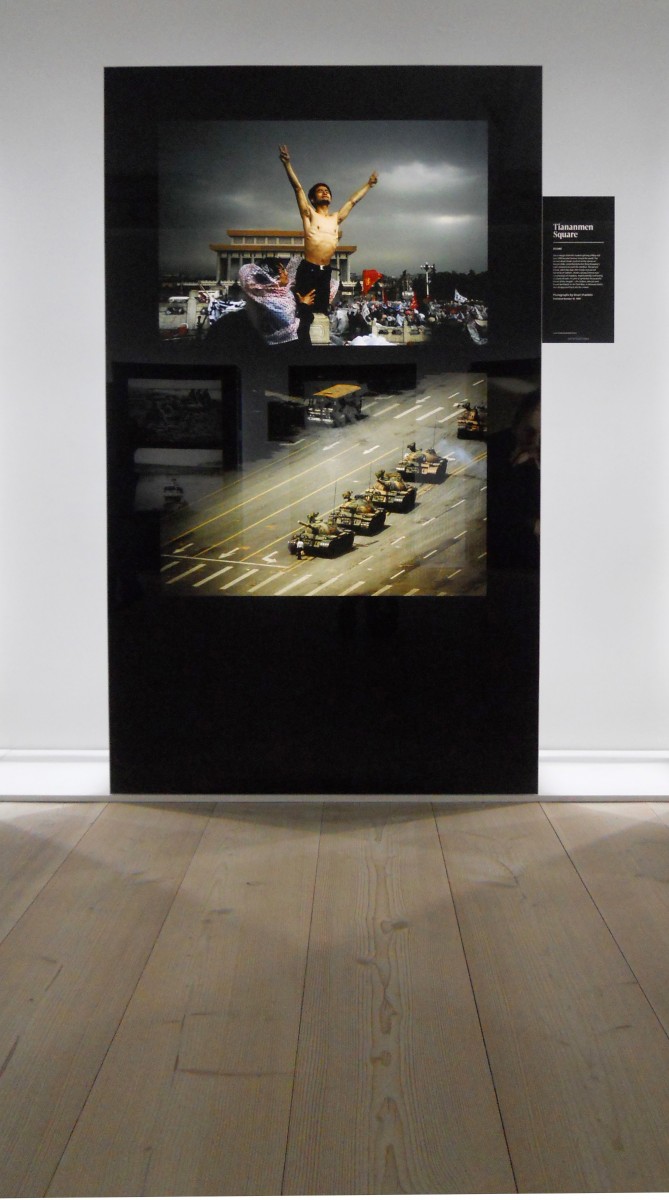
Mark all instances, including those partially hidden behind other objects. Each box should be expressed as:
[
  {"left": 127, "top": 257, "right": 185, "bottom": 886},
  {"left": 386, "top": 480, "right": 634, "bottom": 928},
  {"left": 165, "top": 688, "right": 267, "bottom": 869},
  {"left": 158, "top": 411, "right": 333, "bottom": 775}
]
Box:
[{"left": 543, "top": 197, "right": 614, "bottom": 343}]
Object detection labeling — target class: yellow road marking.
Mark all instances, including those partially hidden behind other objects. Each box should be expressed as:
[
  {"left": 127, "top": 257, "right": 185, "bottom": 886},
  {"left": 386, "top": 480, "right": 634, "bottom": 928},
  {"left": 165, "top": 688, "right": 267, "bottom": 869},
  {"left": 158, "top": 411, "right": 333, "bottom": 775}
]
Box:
[
  {"left": 164, "top": 441, "right": 364, "bottom": 544},
  {"left": 239, "top": 449, "right": 486, "bottom": 562},
  {"left": 177, "top": 446, "right": 396, "bottom": 560},
  {"left": 164, "top": 439, "right": 486, "bottom": 567},
  {"left": 163, "top": 439, "right": 318, "bottom": 520},
  {"left": 449, "top": 449, "right": 487, "bottom": 477}
]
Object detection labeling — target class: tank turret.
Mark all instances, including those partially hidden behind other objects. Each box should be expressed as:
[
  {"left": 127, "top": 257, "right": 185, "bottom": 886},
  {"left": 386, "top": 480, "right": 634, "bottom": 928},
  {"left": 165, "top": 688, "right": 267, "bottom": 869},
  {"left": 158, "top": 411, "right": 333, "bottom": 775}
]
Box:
[
  {"left": 358, "top": 469, "right": 417, "bottom": 512},
  {"left": 395, "top": 443, "right": 448, "bottom": 482},
  {"left": 328, "top": 490, "right": 387, "bottom": 535},
  {"left": 456, "top": 402, "right": 487, "bottom": 440},
  {"left": 287, "top": 511, "right": 354, "bottom": 557}
]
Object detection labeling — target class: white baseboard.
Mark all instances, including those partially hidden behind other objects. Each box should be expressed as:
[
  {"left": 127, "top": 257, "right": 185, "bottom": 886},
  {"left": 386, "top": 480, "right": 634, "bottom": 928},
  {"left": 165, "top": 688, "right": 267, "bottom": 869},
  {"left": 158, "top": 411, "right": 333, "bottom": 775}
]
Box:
[
  {"left": 538, "top": 751, "right": 669, "bottom": 797},
  {"left": 0, "top": 750, "right": 668, "bottom": 799},
  {"left": 0, "top": 750, "right": 111, "bottom": 797}
]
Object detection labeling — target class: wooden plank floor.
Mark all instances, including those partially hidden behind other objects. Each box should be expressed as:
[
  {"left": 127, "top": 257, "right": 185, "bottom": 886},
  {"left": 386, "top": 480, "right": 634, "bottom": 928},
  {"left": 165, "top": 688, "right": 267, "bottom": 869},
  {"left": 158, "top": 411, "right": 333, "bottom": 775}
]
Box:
[
  {"left": 282, "top": 804, "right": 514, "bottom": 1195},
  {"left": 435, "top": 801, "right": 669, "bottom": 1193},
  {"left": 1, "top": 798, "right": 669, "bottom": 1195}
]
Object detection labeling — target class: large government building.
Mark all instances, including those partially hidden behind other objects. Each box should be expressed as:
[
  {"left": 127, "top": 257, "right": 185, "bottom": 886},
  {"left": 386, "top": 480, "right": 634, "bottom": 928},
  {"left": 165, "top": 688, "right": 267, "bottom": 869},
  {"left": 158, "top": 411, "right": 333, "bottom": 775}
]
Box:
[{"left": 209, "top": 229, "right": 357, "bottom": 289}]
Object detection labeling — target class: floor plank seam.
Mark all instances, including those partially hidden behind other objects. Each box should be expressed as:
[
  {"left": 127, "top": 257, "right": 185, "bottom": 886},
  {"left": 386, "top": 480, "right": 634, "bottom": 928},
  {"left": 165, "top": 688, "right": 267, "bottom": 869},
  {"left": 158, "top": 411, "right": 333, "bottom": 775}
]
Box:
[
  {"left": 429, "top": 802, "right": 520, "bottom": 1193},
  {"left": 41, "top": 801, "right": 212, "bottom": 1197},
  {"left": 280, "top": 802, "right": 324, "bottom": 1196},
  {"left": 0, "top": 801, "right": 109, "bottom": 953},
  {"left": 539, "top": 801, "right": 669, "bottom": 1043}
]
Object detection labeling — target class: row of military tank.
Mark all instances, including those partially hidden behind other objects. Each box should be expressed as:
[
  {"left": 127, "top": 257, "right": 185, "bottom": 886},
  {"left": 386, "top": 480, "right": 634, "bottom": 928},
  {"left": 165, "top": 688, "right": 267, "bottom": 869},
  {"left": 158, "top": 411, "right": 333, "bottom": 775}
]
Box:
[{"left": 287, "top": 443, "right": 449, "bottom": 558}]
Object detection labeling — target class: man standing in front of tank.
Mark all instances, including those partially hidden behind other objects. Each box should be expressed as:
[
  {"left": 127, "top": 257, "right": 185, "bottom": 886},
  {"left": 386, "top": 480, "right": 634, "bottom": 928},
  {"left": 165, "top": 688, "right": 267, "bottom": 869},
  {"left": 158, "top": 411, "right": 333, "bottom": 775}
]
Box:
[{"left": 279, "top": 144, "right": 378, "bottom": 343}]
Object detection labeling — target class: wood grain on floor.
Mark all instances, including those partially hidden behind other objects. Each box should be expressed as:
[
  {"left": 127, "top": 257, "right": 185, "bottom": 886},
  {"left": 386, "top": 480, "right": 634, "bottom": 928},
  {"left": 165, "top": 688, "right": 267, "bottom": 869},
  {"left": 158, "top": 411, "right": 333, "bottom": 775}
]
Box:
[
  {"left": 435, "top": 801, "right": 669, "bottom": 1193},
  {"left": 0, "top": 797, "right": 668, "bottom": 1196},
  {"left": 48, "top": 803, "right": 321, "bottom": 1198},
  {"left": 283, "top": 803, "right": 514, "bottom": 1195}
]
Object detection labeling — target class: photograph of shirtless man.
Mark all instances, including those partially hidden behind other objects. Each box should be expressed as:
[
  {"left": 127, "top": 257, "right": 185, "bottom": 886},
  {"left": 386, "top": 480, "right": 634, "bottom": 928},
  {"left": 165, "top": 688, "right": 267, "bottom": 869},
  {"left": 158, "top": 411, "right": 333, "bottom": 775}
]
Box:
[{"left": 279, "top": 144, "right": 378, "bottom": 343}]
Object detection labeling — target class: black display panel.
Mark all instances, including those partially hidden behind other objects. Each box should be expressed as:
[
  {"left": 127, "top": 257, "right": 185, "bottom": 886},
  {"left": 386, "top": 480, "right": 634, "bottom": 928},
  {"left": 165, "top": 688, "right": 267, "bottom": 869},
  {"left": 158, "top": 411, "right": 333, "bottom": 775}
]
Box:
[
  {"left": 543, "top": 196, "right": 615, "bottom": 343},
  {"left": 105, "top": 66, "right": 542, "bottom": 795}
]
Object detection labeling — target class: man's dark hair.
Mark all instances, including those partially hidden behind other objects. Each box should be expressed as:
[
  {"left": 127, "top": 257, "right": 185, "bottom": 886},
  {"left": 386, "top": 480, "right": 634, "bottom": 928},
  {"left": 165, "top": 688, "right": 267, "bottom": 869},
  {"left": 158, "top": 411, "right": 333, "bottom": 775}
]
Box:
[
  {"left": 308, "top": 182, "right": 332, "bottom": 206},
  {"left": 258, "top": 258, "right": 283, "bottom": 278}
]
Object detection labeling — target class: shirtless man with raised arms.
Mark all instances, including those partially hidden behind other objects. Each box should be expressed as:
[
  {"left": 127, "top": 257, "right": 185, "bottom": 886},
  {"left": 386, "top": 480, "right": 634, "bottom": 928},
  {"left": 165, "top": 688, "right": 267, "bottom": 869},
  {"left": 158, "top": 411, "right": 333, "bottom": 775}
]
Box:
[{"left": 279, "top": 144, "right": 378, "bottom": 342}]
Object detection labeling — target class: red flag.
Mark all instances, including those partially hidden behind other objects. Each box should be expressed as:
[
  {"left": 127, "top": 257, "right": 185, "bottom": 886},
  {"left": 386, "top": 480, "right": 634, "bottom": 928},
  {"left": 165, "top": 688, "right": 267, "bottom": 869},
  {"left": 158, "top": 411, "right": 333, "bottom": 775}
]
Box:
[
  {"left": 362, "top": 269, "right": 383, "bottom": 295},
  {"left": 409, "top": 291, "right": 419, "bottom": 310}
]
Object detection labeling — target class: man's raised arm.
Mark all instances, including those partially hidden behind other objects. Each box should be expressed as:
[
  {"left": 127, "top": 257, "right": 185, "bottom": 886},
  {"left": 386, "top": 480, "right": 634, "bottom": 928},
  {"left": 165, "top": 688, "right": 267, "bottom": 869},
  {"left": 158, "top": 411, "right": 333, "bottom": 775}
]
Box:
[
  {"left": 279, "top": 145, "right": 310, "bottom": 219},
  {"left": 337, "top": 171, "right": 378, "bottom": 223}
]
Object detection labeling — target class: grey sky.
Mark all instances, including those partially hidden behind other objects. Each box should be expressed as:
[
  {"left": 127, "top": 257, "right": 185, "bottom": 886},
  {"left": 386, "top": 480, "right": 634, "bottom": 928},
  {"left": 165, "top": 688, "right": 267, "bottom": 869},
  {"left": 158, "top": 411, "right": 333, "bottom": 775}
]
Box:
[{"left": 159, "top": 120, "right": 487, "bottom": 279}]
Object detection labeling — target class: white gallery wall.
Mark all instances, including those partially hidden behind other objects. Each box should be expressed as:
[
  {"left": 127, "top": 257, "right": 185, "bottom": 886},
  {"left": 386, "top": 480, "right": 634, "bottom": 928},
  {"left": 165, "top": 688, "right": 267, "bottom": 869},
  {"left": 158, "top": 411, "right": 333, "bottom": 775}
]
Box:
[{"left": 1, "top": 0, "right": 668, "bottom": 761}]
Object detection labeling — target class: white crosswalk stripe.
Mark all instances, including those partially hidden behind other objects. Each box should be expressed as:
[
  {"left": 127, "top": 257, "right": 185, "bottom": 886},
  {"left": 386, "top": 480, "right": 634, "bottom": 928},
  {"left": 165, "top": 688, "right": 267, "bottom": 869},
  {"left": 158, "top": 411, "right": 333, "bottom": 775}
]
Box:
[
  {"left": 166, "top": 564, "right": 206, "bottom": 584},
  {"left": 193, "top": 566, "right": 234, "bottom": 587}
]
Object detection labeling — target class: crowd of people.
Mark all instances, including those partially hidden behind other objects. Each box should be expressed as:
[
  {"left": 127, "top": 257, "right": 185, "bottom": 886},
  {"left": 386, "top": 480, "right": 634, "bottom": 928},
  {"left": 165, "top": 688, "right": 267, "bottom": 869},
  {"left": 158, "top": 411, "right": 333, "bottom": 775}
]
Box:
[
  {"left": 198, "top": 269, "right": 487, "bottom": 348},
  {"left": 328, "top": 295, "right": 488, "bottom": 345}
]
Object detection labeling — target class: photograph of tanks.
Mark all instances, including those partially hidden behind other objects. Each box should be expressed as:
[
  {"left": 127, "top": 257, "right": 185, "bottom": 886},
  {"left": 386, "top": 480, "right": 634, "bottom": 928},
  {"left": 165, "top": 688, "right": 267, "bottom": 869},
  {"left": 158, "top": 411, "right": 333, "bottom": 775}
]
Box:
[
  {"left": 160, "top": 371, "right": 487, "bottom": 598},
  {"left": 158, "top": 120, "right": 488, "bottom": 351}
]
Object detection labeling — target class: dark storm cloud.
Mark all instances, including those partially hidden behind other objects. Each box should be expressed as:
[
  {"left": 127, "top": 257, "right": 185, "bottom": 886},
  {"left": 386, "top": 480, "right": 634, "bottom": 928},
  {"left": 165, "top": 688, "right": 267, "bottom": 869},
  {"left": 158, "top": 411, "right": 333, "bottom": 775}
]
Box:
[{"left": 159, "top": 120, "right": 487, "bottom": 278}]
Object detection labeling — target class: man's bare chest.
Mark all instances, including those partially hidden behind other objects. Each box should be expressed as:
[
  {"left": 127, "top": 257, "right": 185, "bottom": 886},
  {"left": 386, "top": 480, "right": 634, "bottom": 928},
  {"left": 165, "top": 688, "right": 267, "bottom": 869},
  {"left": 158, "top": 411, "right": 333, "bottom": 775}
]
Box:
[{"left": 307, "top": 212, "right": 340, "bottom": 240}]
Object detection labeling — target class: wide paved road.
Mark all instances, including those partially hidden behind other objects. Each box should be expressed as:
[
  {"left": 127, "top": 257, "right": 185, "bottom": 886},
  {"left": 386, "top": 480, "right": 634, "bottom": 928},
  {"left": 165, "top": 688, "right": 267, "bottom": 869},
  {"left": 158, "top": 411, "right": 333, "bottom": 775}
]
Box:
[{"left": 160, "top": 373, "right": 487, "bottom": 598}]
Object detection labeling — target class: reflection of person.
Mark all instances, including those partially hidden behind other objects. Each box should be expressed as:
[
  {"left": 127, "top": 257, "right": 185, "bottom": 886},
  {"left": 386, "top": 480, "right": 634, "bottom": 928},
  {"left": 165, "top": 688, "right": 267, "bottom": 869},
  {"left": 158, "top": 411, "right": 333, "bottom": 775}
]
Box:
[
  {"left": 279, "top": 144, "right": 378, "bottom": 342},
  {"left": 237, "top": 257, "right": 315, "bottom": 345},
  {"left": 509, "top": 396, "right": 540, "bottom": 475},
  {"left": 488, "top": 392, "right": 540, "bottom": 569},
  {"left": 163, "top": 478, "right": 185, "bottom": 510}
]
